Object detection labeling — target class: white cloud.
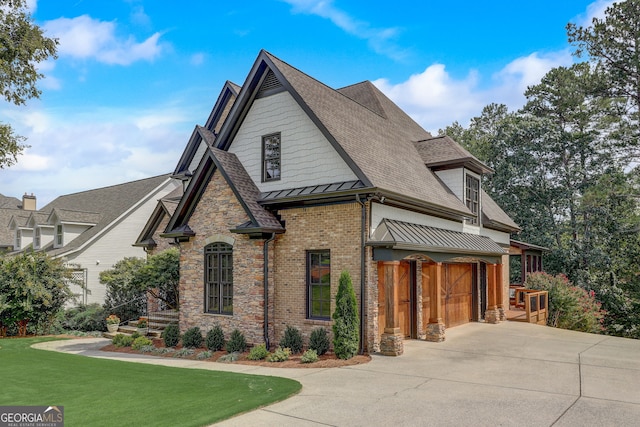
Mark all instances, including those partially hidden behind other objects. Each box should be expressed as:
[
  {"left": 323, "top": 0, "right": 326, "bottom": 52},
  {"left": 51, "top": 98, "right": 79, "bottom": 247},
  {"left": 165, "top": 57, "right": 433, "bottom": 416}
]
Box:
[
  {"left": 0, "top": 104, "right": 192, "bottom": 206},
  {"left": 281, "top": 0, "right": 407, "bottom": 60},
  {"left": 574, "top": 0, "right": 614, "bottom": 26},
  {"left": 43, "top": 15, "right": 163, "bottom": 65},
  {"left": 374, "top": 51, "right": 573, "bottom": 133}
]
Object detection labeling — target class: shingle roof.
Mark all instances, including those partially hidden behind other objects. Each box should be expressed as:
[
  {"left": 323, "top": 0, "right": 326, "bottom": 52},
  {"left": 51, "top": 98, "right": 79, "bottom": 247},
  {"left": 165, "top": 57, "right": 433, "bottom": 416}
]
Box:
[
  {"left": 481, "top": 189, "right": 520, "bottom": 231},
  {"left": 414, "top": 135, "right": 492, "bottom": 174},
  {"left": 49, "top": 208, "right": 102, "bottom": 224},
  {"left": 369, "top": 218, "right": 507, "bottom": 256},
  {"left": 0, "top": 194, "right": 21, "bottom": 209},
  {"left": 210, "top": 148, "right": 284, "bottom": 233},
  {"left": 0, "top": 208, "right": 22, "bottom": 248},
  {"left": 41, "top": 174, "right": 172, "bottom": 256},
  {"left": 263, "top": 52, "right": 471, "bottom": 216}
]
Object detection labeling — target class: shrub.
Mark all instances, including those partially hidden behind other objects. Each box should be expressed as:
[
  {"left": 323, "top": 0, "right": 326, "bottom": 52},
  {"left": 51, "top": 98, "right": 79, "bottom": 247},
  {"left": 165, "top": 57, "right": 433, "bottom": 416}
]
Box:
[
  {"left": 279, "top": 325, "right": 303, "bottom": 354},
  {"left": 206, "top": 324, "right": 225, "bottom": 351},
  {"left": 268, "top": 347, "right": 291, "bottom": 362},
  {"left": 139, "top": 345, "right": 155, "bottom": 353},
  {"left": 225, "top": 329, "right": 247, "bottom": 353},
  {"left": 197, "top": 350, "right": 213, "bottom": 360},
  {"left": 162, "top": 322, "right": 180, "bottom": 348},
  {"left": 63, "top": 304, "right": 107, "bottom": 332},
  {"left": 182, "top": 326, "right": 204, "bottom": 348},
  {"left": 309, "top": 327, "right": 330, "bottom": 355},
  {"left": 247, "top": 344, "right": 269, "bottom": 360},
  {"left": 173, "top": 348, "right": 195, "bottom": 358},
  {"left": 112, "top": 334, "right": 134, "bottom": 347},
  {"left": 132, "top": 336, "right": 153, "bottom": 350},
  {"left": 218, "top": 352, "right": 240, "bottom": 363},
  {"left": 333, "top": 270, "right": 359, "bottom": 359},
  {"left": 301, "top": 349, "right": 318, "bottom": 363},
  {"left": 131, "top": 331, "right": 141, "bottom": 339},
  {"left": 525, "top": 272, "right": 605, "bottom": 333}
]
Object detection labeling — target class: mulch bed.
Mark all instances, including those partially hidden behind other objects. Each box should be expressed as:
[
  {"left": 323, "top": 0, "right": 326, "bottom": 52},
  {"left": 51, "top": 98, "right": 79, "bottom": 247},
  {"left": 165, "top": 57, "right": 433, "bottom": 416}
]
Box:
[{"left": 100, "top": 338, "right": 371, "bottom": 368}]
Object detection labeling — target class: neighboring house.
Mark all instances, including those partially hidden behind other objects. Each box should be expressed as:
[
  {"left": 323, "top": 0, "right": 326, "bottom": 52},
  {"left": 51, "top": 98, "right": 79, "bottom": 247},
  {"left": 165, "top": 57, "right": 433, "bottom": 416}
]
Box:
[
  {"left": 8, "top": 175, "right": 179, "bottom": 305},
  {"left": 1, "top": 194, "right": 36, "bottom": 252},
  {"left": 155, "top": 50, "right": 519, "bottom": 356}
]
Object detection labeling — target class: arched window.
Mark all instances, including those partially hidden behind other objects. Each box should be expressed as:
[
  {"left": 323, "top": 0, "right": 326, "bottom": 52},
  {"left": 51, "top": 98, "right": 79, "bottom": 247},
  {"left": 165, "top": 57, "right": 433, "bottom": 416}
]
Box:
[{"left": 205, "top": 242, "right": 233, "bottom": 314}]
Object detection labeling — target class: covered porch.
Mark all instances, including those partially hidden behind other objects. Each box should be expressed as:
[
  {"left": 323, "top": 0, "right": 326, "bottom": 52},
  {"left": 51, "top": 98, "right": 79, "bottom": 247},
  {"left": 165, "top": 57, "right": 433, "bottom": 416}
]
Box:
[{"left": 369, "top": 219, "right": 508, "bottom": 356}]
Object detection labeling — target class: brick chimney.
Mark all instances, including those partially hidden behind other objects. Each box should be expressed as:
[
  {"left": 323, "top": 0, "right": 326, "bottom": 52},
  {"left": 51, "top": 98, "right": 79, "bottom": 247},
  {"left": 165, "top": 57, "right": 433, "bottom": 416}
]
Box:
[{"left": 22, "top": 193, "right": 36, "bottom": 211}]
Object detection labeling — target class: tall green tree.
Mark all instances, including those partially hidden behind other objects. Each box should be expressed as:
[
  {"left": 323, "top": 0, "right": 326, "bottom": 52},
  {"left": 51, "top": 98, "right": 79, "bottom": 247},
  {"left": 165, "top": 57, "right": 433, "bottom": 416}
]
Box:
[
  {"left": 567, "top": 0, "right": 640, "bottom": 157},
  {"left": 133, "top": 248, "right": 180, "bottom": 310},
  {"left": 0, "top": 0, "right": 58, "bottom": 168},
  {"left": 100, "top": 257, "right": 146, "bottom": 321},
  {"left": 332, "top": 270, "right": 359, "bottom": 359}
]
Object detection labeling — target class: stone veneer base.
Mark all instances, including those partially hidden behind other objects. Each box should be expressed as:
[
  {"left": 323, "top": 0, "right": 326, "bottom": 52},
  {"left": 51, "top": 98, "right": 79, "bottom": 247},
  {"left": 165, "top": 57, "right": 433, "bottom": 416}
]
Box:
[{"left": 424, "top": 322, "right": 446, "bottom": 342}]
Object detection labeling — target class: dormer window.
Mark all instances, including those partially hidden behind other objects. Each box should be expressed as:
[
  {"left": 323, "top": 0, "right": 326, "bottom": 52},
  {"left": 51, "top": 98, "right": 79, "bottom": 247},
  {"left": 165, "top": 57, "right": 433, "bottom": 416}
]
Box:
[
  {"left": 15, "top": 230, "right": 21, "bottom": 250},
  {"left": 465, "top": 174, "right": 480, "bottom": 225},
  {"left": 34, "top": 228, "right": 41, "bottom": 249},
  {"left": 56, "top": 224, "right": 63, "bottom": 247},
  {"left": 262, "top": 133, "right": 281, "bottom": 182}
]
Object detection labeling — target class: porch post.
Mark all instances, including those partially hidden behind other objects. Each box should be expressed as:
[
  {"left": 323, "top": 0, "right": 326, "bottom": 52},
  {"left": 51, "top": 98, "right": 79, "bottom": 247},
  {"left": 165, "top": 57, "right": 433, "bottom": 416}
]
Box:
[
  {"left": 485, "top": 263, "right": 500, "bottom": 324},
  {"left": 496, "top": 263, "right": 506, "bottom": 320},
  {"left": 425, "top": 262, "right": 446, "bottom": 342},
  {"left": 380, "top": 261, "right": 403, "bottom": 356}
]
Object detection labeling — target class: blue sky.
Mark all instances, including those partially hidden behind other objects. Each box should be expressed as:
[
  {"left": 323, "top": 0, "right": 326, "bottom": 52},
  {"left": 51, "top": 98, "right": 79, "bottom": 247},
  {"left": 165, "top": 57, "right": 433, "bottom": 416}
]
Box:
[{"left": 1, "top": 0, "right": 611, "bottom": 206}]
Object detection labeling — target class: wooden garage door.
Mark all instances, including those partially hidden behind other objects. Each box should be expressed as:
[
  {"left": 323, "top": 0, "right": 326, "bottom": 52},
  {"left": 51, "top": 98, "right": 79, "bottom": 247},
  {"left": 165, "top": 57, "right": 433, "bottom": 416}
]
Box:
[
  {"left": 377, "top": 261, "right": 411, "bottom": 339},
  {"left": 442, "top": 264, "right": 474, "bottom": 328}
]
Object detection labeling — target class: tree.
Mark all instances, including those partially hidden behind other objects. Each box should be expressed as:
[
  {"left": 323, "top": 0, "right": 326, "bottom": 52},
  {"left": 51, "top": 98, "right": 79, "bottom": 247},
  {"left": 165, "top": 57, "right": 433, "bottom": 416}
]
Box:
[
  {"left": 332, "top": 270, "right": 359, "bottom": 359},
  {"left": 567, "top": 0, "right": 640, "bottom": 157},
  {"left": 100, "top": 257, "right": 146, "bottom": 321},
  {"left": 0, "top": 251, "right": 76, "bottom": 336},
  {"left": 0, "top": 0, "right": 58, "bottom": 168},
  {"left": 133, "top": 248, "right": 180, "bottom": 310}
]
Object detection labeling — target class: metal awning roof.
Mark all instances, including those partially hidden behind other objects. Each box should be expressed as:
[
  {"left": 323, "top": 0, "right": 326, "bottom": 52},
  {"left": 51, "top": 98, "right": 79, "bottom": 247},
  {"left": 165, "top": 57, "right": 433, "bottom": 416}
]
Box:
[{"left": 368, "top": 218, "right": 507, "bottom": 262}]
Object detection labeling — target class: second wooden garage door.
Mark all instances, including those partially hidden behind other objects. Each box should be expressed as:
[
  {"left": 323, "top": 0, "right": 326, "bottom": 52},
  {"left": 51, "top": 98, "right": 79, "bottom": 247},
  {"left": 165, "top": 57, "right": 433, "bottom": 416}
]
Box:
[{"left": 421, "top": 263, "right": 475, "bottom": 329}]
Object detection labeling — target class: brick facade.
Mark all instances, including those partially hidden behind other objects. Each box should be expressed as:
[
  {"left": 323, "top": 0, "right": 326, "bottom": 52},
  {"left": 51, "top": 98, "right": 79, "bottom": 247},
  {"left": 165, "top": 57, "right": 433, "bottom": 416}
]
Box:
[
  {"left": 178, "top": 170, "right": 267, "bottom": 345},
  {"left": 273, "top": 202, "right": 363, "bottom": 348}
]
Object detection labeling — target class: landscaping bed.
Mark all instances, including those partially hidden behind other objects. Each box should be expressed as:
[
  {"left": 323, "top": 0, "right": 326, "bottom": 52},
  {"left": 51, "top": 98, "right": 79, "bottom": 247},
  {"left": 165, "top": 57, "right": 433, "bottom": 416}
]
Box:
[{"left": 101, "top": 338, "right": 371, "bottom": 368}]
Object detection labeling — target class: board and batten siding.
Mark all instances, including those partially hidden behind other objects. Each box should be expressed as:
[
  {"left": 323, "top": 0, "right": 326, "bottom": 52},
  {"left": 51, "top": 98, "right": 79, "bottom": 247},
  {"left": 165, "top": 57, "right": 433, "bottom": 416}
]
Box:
[{"left": 228, "top": 91, "right": 357, "bottom": 192}]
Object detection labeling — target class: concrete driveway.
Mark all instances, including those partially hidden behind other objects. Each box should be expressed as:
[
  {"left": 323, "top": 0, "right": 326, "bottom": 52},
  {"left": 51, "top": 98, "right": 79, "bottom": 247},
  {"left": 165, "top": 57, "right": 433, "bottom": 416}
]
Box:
[{"left": 36, "top": 321, "right": 640, "bottom": 426}]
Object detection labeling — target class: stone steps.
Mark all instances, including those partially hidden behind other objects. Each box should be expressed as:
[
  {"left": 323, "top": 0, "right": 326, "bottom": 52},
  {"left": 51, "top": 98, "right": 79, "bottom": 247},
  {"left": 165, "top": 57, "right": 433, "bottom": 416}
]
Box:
[{"left": 103, "top": 310, "right": 178, "bottom": 339}]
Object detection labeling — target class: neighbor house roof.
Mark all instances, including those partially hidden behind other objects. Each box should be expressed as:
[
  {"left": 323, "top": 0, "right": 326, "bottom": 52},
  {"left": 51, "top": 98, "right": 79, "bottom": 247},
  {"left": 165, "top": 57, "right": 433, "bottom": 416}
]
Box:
[
  {"left": 39, "top": 174, "right": 173, "bottom": 257},
  {"left": 0, "top": 194, "right": 21, "bottom": 209}
]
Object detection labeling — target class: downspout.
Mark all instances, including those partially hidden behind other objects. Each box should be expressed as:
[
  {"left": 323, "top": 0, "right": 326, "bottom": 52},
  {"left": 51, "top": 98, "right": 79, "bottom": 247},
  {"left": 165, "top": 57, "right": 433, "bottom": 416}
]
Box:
[
  {"left": 356, "top": 195, "right": 367, "bottom": 355},
  {"left": 263, "top": 233, "right": 276, "bottom": 349}
]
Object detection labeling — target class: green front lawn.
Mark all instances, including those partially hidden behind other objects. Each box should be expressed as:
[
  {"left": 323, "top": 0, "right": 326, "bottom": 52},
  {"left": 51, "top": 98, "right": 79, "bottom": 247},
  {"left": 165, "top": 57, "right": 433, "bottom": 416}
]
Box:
[{"left": 0, "top": 337, "right": 301, "bottom": 426}]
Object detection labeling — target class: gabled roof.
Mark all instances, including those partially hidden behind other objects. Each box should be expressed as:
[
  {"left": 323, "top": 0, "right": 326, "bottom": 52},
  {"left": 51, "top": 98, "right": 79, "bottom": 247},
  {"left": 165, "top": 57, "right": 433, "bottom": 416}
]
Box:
[
  {"left": 8, "top": 212, "right": 30, "bottom": 229},
  {"left": 173, "top": 82, "right": 241, "bottom": 181},
  {"left": 48, "top": 208, "right": 101, "bottom": 225},
  {"left": 414, "top": 135, "right": 492, "bottom": 174},
  {"left": 0, "top": 208, "right": 23, "bottom": 249},
  {"left": 167, "top": 51, "right": 516, "bottom": 235},
  {"left": 39, "top": 174, "right": 173, "bottom": 257},
  {"left": 164, "top": 147, "right": 284, "bottom": 238},
  {"left": 480, "top": 189, "right": 520, "bottom": 232},
  {"left": 134, "top": 185, "right": 183, "bottom": 247},
  {"left": 26, "top": 211, "right": 52, "bottom": 228}
]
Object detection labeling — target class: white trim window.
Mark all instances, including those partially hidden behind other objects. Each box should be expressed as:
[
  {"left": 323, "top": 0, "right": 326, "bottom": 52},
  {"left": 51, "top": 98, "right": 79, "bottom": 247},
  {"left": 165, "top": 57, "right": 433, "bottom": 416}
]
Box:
[
  {"left": 465, "top": 173, "right": 480, "bottom": 225},
  {"left": 34, "top": 228, "right": 41, "bottom": 249},
  {"left": 55, "top": 224, "right": 63, "bottom": 247},
  {"left": 15, "top": 229, "right": 21, "bottom": 250}
]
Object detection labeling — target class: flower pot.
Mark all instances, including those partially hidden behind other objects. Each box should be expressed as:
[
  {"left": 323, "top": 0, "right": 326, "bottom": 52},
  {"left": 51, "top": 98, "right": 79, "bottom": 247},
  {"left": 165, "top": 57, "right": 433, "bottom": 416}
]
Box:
[{"left": 107, "top": 324, "right": 119, "bottom": 333}]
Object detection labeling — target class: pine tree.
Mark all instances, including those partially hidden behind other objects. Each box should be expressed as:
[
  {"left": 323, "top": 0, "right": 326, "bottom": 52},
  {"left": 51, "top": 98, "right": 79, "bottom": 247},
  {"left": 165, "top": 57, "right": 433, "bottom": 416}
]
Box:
[{"left": 332, "top": 270, "right": 359, "bottom": 359}]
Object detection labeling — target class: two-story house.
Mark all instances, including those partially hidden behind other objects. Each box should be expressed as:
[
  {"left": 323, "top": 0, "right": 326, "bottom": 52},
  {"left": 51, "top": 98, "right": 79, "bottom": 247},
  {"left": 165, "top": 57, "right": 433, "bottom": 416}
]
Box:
[
  {"left": 8, "top": 175, "right": 179, "bottom": 305},
  {"left": 158, "top": 50, "right": 519, "bottom": 355}
]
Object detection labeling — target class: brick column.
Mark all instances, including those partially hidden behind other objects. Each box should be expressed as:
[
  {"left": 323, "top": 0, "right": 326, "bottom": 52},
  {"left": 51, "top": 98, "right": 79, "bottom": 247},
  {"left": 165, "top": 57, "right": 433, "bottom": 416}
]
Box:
[
  {"left": 485, "top": 263, "right": 500, "bottom": 324},
  {"left": 424, "top": 262, "right": 445, "bottom": 342},
  {"left": 380, "top": 261, "right": 403, "bottom": 356}
]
